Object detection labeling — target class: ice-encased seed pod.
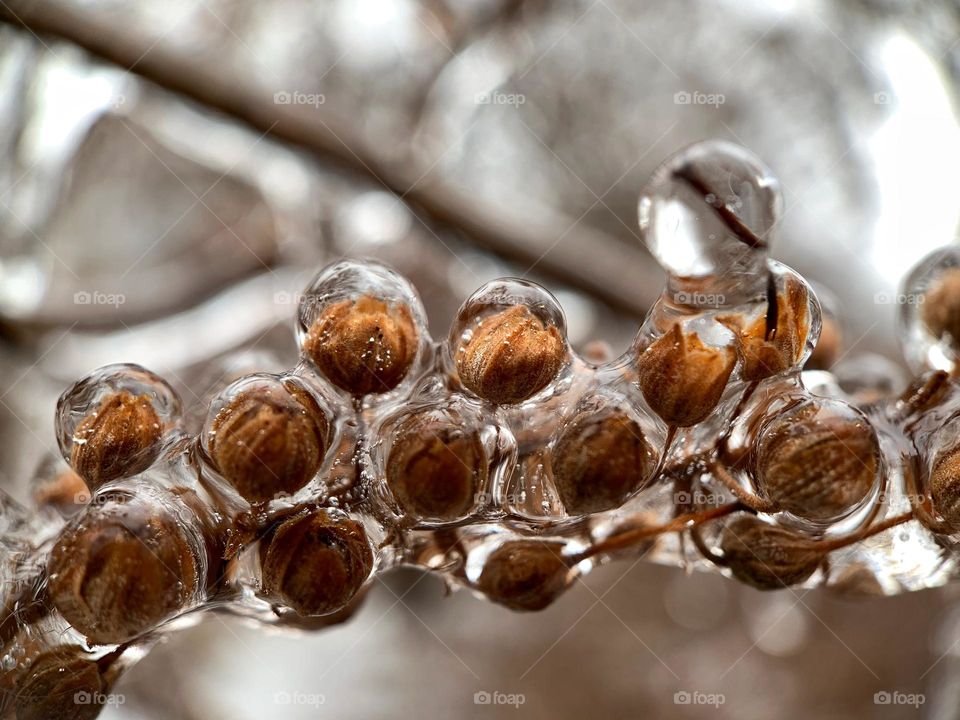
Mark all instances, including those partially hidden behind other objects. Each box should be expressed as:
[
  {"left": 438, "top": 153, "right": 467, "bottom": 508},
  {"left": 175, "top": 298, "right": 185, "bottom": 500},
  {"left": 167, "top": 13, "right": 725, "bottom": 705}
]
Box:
[
  {"left": 385, "top": 409, "right": 487, "bottom": 522},
  {"left": 720, "top": 516, "right": 824, "bottom": 590},
  {"left": 260, "top": 510, "right": 373, "bottom": 617},
  {"left": 929, "top": 444, "right": 960, "bottom": 531},
  {"left": 203, "top": 375, "right": 330, "bottom": 504},
  {"left": 47, "top": 491, "right": 203, "bottom": 644},
  {"left": 637, "top": 323, "right": 735, "bottom": 427},
  {"left": 754, "top": 398, "right": 879, "bottom": 522},
  {"left": 55, "top": 364, "right": 180, "bottom": 491},
  {"left": 638, "top": 140, "right": 781, "bottom": 304},
  {"left": 899, "top": 246, "right": 960, "bottom": 374},
  {"left": 719, "top": 262, "right": 820, "bottom": 381},
  {"left": 14, "top": 646, "right": 104, "bottom": 720},
  {"left": 450, "top": 279, "right": 568, "bottom": 405},
  {"left": 297, "top": 260, "right": 426, "bottom": 396},
  {"left": 476, "top": 540, "right": 574, "bottom": 611},
  {"left": 550, "top": 404, "right": 657, "bottom": 515}
]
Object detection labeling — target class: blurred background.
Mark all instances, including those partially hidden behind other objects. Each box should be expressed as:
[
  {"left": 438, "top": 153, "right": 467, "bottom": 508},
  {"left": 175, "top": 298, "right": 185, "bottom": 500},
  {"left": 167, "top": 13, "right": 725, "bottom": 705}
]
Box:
[{"left": 0, "top": 0, "right": 959, "bottom": 717}]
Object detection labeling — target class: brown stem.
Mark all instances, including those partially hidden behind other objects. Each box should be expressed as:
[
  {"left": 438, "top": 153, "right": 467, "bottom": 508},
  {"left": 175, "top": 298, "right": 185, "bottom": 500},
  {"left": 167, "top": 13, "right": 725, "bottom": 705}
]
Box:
[
  {"left": 709, "top": 459, "right": 778, "bottom": 513},
  {"left": 574, "top": 501, "right": 742, "bottom": 562},
  {"left": 0, "top": 0, "right": 661, "bottom": 317},
  {"left": 816, "top": 511, "right": 914, "bottom": 553}
]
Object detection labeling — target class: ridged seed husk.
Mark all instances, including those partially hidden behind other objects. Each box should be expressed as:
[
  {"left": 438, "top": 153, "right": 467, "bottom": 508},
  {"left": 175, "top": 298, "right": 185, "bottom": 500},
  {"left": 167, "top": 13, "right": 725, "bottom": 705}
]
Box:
[
  {"left": 930, "top": 445, "right": 960, "bottom": 530},
  {"left": 719, "top": 274, "right": 811, "bottom": 381},
  {"left": 456, "top": 305, "right": 565, "bottom": 405},
  {"left": 386, "top": 415, "right": 486, "bottom": 521},
  {"left": 551, "top": 408, "right": 656, "bottom": 514},
  {"left": 70, "top": 391, "right": 162, "bottom": 490},
  {"left": 303, "top": 295, "right": 418, "bottom": 395},
  {"left": 477, "top": 540, "right": 573, "bottom": 611},
  {"left": 260, "top": 511, "right": 373, "bottom": 617},
  {"left": 921, "top": 267, "right": 960, "bottom": 347},
  {"left": 207, "top": 383, "right": 329, "bottom": 504},
  {"left": 47, "top": 497, "right": 200, "bottom": 644},
  {"left": 720, "top": 516, "right": 824, "bottom": 590},
  {"left": 756, "top": 402, "right": 878, "bottom": 521},
  {"left": 637, "top": 324, "right": 735, "bottom": 427},
  {"left": 14, "top": 646, "right": 104, "bottom": 720}
]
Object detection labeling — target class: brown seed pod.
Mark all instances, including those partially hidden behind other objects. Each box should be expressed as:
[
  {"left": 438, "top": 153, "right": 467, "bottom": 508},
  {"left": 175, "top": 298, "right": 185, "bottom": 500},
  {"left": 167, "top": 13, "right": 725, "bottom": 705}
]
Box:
[
  {"left": 69, "top": 390, "right": 163, "bottom": 490},
  {"left": 260, "top": 510, "right": 373, "bottom": 617},
  {"left": 14, "top": 646, "right": 104, "bottom": 720},
  {"left": 476, "top": 540, "right": 573, "bottom": 611},
  {"left": 456, "top": 305, "right": 566, "bottom": 405},
  {"left": 386, "top": 413, "right": 486, "bottom": 522},
  {"left": 921, "top": 267, "right": 960, "bottom": 346},
  {"left": 551, "top": 407, "right": 656, "bottom": 514},
  {"left": 930, "top": 445, "right": 960, "bottom": 530},
  {"left": 302, "top": 294, "right": 419, "bottom": 395},
  {"left": 637, "top": 324, "right": 735, "bottom": 427},
  {"left": 755, "top": 400, "right": 878, "bottom": 521},
  {"left": 47, "top": 495, "right": 201, "bottom": 644},
  {"left": 719, "top": 273, "right": 811, "bottom": 381},
  {"left": 720, "top": 516, "right": 824, "bottom": 590},
  {"left": 206, "top": 381, "right": 329, "bottom": 504}
]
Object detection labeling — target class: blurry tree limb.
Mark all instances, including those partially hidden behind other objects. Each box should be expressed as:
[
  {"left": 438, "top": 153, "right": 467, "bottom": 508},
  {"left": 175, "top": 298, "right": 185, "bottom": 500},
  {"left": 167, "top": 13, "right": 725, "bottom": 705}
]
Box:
[{"left": 0, "top": 0, "right": 662, "bottom": 316}]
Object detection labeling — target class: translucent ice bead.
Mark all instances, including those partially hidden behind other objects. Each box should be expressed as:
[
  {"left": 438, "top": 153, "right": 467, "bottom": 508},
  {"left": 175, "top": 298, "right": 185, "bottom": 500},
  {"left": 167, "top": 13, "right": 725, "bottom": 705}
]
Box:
[
  {"left": 898, "top": 246, "right": 960, "bottom": 374},
  {"left": 638, "top": 140, "right": 782, "bottom": 305}
]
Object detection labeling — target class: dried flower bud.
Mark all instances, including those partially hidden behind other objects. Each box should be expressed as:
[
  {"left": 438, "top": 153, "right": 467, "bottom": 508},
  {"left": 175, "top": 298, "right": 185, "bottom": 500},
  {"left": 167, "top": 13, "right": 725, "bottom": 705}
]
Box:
[
  {"left": 930, "top": 445, "right": 960, "bottom": 530},
  {"left": 456, "top": 305, "right": 565, "bottom": 405},
  {"left": 386, "top": 413, "right": 486, "bottom": 522},
  {"left": 477, "top": 540, "right": 573, "bottom": 611},
  {"left": 921, "top": 267, "right": 960, "bottom": 345},
  {"left": 206, "top": 382, "right": 329, "bottom": 504},
  {"left": 720, "top": 516, "right": 824, "bottom": 590},
  {"left": 755, "top": 400, "right": 878, "bottom": 521},
  {"left": 719, "top": 274, "right": 810, "bottom": 381},
  {"left": 260, "top": 510, "right": 373, "bottom": 617},
  {"left": 47, "top": 495, "right": 201, "bottom": 644},
  {"left": 551, "top": 408, "right": 656, "bottom": 514},
  {"left": 637, "top": 324, "right": 735, "bottom": 427},
  {"left": 14, "top": 646, "right": 104, "bottom": 720},
  {"left": 303, "top": 294, "right": 418, "bottom": 395},
  {"left": 69, "top": 390, "right": 163, "bottom": 490}
]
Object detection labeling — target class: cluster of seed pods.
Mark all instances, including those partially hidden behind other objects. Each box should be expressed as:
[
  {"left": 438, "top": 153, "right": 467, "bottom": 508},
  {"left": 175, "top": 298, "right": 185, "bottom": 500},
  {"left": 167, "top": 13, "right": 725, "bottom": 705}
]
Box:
[{"left": 5, "top": 140, "right": 960, "bottom": 719}]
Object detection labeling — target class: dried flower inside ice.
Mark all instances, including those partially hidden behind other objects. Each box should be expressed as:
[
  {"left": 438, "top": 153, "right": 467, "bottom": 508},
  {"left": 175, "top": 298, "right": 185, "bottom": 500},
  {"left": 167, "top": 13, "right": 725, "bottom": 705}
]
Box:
[
  {"left": 386, "top": 413, "right": 486, "bottom": 522},
  {"left": 637, "top": 324, "right": 735, "bottom": 427},
  {"left": 921, "top": 267, "right": 960, "bottom": 346},
  {"left": 456, "top": 305, "right": 565, "bottom": 405},
  {"left": 477, "top": 540, "right": 573, "bottom": 611},
  {"left": 14, "top": 646, "right": 104, "bottom": 720},
  {"left": 69, "top": 390, "right": 163, "bottom": 490},
  {"left": 551, "top": 408, "right": 656, "bottom": 514},
  {"left": 206, "top": 382, "right": 329, "bottom": 504},
  {"left": 303, "top": 294, "right": 419, "bottom": 395},
  {"left": 930, "top": 445, "right": 960, "bottom": 530},
  {"left": 755, "top": 400, "right": 878, "bottom": 521},
  {"left": 260, "top": 511, "right": 373, "bottom": 617},
  {"left": 47, "top": 495, "right": 201, "bottom": 644},
  {"left": 719, "top": 274, "right": 810, "bottom": 381},
  {"left": 720, "top": 516, "right": 824, "bottom": 590}
]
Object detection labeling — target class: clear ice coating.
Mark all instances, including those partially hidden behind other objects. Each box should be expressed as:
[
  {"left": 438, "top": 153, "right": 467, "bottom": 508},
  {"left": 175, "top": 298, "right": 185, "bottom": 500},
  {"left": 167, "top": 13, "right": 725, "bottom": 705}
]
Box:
[
  {"left": 5, "top": 140, "right": 960, "bottom": 718},
  {"left": 638, "top": 139, "right": 782, "bottom": 305}
]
